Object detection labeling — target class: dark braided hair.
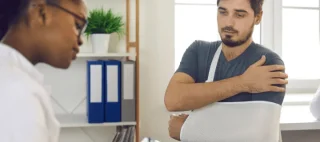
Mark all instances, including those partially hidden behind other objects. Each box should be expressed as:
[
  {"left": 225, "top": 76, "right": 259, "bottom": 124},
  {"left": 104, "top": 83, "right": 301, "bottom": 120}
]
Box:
[
  {"left": 0, "top": 0, "right": 61, "bottom": 40},
  {"left": 217, "top": 0, "right": 264, "bottom": 16},
  {"left": 0, "top": 0, "right": 31, "bottom": 40}
]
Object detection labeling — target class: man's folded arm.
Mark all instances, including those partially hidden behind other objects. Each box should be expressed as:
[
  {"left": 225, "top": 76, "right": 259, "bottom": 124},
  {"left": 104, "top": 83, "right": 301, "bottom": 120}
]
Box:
[{"left": 164, "top": 41, "right": 247, "bottom": 112}]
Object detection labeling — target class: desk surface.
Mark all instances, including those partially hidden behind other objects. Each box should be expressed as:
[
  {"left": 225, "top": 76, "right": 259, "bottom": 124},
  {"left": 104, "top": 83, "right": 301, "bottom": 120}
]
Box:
[{"left": 280, "top": 105, "right": 320, "bottom": 131}]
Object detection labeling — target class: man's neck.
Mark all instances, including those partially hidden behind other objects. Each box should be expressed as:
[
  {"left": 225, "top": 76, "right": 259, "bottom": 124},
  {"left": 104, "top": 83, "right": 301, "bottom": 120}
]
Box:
[
  {"left": 222, "top": 38, "right": 253, "bottom": 61},
  {"left": 2, "top": 29, "right": 39, "bottom": 65}
]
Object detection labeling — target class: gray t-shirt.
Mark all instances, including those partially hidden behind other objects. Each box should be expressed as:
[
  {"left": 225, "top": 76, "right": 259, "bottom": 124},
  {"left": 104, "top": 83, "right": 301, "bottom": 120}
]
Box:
[{"left": 176, "top": 40, "right": 286, "bottom": 105}]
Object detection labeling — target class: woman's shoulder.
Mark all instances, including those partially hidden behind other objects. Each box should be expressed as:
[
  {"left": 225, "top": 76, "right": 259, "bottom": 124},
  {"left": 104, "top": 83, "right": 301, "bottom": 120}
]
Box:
[{"left": 0, "top": 64, "right": 38, "bottom": 95}]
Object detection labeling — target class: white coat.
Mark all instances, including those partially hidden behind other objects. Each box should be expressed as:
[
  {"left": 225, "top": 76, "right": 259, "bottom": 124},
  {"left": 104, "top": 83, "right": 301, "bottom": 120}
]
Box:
[
  {"left": 310, "top": 86, "right": 320, "bottom": 119},
  {"left": 0, "top": 43, "right": 60, "bottom": 142}
]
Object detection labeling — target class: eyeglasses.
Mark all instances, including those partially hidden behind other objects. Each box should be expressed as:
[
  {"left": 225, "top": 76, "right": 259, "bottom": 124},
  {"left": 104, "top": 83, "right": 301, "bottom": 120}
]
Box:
[{"left": 46, "top": 0, "right": 88, "bottom": 39}]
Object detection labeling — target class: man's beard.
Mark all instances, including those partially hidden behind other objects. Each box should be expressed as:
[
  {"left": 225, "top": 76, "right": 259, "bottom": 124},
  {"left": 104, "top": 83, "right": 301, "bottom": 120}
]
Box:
[{"left": 220, "top": 23, "right": 254, "bottom": 47}]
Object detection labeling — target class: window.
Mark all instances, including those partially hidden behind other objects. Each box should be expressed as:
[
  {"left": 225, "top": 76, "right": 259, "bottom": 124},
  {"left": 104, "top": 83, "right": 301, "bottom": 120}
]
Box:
[
  {"left": 274, "top": 0, "right": 320, "bottom": 92},
  {"left": 174, "top": 0, "right": 261, "bottom": 69},
  {"left": 175, "top": 0, "right": 320, "bottom": 93}
]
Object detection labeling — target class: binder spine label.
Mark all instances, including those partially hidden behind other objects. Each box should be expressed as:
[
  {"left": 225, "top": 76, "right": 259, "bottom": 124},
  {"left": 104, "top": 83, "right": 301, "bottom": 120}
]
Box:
[
  {"left": 107, "top": 65, "right": 119, "bottom": 102},
  {"left": 123, "top": 64, "right": 135, "bottom": 100},
  {"left": 90, "top": 65, "right": 102, "bottom": 103}
]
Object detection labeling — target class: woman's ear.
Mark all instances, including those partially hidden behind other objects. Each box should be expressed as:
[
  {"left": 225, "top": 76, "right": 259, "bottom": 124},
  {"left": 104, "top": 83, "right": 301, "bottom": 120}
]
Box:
[
  {"left": 39, "top": 5, "right": 46, "bottom": 23},
  {"left": 27, "top": 0, "right": 51, "bottom": 27}
]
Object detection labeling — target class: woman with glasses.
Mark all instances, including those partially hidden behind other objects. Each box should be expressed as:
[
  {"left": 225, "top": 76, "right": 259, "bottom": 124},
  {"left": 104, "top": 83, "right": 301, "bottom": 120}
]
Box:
[{"left": 0, "top": 0, "right": 87, "bottom": 141}]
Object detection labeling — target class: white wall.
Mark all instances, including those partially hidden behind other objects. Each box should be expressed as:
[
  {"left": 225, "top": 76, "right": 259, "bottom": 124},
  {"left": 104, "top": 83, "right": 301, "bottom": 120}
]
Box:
[
  {"left": 139, "top": 0, "right": 176, "bottom": 141},
  {"left": 36, "top": 0, "right": 320, "bottom": 141}
]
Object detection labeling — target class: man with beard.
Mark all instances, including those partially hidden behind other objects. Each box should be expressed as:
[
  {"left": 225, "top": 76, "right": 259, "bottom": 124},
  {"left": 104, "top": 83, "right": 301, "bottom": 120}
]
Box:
[{"left": 164, "top": 0, "right": 288, "bottom": 141}]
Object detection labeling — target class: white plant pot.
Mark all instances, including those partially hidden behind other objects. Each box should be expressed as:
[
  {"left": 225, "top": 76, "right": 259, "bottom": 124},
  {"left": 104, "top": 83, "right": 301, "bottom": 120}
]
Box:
[{"left": 91, "top": 34, "right": 111, "bottom": 54}]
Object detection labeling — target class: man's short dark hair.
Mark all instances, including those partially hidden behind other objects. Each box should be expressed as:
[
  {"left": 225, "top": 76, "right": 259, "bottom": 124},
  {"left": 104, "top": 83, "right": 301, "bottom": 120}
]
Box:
[{"left": 217, "top": 0, "right": 264, "bottom": 16}]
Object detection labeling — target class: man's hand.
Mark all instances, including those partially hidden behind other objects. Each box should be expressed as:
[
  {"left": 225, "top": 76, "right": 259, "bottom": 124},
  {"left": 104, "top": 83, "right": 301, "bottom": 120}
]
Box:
[
  {"left": 240, "top": 55, "right": 288, "bottom": 93},
  {"left": 168, "top": 114, "right": 189, "bottom": 141}
]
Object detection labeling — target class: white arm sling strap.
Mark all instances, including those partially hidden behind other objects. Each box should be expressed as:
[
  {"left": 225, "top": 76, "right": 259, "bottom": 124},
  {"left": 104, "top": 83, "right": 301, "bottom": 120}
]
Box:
[{"left": 180, "top": 44, "right": 282, "bottom": 142}]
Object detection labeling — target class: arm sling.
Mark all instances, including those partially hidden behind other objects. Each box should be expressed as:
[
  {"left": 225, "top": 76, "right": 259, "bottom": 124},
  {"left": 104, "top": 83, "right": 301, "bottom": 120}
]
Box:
[{"left": 180, "top": 44, "right": 282, "bottom": 142}]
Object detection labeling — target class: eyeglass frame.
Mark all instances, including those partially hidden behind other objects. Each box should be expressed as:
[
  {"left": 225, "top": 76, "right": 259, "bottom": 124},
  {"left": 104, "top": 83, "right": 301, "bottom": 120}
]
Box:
[{"left": 46, "top": 0, "right": 88, "bottom": 39}]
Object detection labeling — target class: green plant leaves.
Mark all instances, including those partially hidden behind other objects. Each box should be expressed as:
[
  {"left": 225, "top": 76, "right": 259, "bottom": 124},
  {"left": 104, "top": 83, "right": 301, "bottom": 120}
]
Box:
[{"left": 84, "top": 8, "right": 125, "bottom": 39}]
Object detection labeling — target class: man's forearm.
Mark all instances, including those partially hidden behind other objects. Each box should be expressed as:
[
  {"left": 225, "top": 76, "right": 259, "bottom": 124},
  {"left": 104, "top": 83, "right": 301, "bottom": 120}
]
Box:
[{"left": 165, "top": 76, "right": 246, "bottom": 111}]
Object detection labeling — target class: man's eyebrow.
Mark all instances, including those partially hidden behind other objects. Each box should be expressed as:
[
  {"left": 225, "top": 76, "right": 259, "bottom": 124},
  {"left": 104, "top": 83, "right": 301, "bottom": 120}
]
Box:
[
  {"left": 218, "top": 7, "right": 227, "bottom": 11},
  {"left": 234, "top": 9, "right": 248, "bottom": 13},
  {"left": 218, "top": 7, "right": 248, "bottom": 13}
]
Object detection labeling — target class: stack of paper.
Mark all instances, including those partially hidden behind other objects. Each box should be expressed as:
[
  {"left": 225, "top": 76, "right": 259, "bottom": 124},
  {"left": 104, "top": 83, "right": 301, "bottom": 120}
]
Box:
[
  {"left": 112, "top": 126, "right": 136, "bottom": 142},
  {"left": 180, "top": 101, "right": 281, "bottom": 142},
  {"left": 141, "top": 137, "right": 161, "bottom": 142}
]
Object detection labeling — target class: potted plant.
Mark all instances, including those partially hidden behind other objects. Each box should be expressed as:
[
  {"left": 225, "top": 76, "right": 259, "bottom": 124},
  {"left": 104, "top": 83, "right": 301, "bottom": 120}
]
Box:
[{"left": 84, "top": 8, "right": 125, "bottom": 53}]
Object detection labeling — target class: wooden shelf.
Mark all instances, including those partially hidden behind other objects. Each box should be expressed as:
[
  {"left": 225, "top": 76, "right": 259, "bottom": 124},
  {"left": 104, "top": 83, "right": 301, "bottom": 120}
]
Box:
[
  {"left": 77, "top": 52, "right": 135, "bottom": 58},
  {"left": 56, "top": 114, "right": 136, "bottom": 128}
]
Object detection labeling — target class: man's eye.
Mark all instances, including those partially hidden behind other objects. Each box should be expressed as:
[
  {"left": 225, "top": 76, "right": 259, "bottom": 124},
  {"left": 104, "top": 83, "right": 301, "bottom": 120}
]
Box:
[
  {"left": 236, "top": 14, "right": 245, "bottom": 18},
  {"left": 219, "top": 11, "right": 227, "bottom": 15}
]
